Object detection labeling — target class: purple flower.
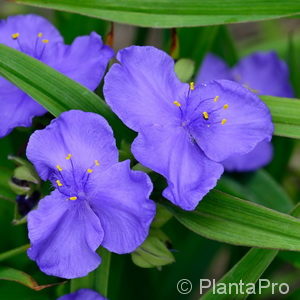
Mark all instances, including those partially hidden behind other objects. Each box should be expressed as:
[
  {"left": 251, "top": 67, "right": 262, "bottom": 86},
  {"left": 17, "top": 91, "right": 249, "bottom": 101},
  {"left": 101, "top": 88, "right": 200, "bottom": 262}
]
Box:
[
  {"left": 57, "top": 289, "right": 106, "bottom": 300},
  {"left": 197, "top": 52, "right": 293, "bottom": 171},
  {"left": 26, "top": 110, "right": 155, "bottom": 278},
  {"left": 103, "top": 46, "right": 273, "bottom": 210},
  {"left": 0, "top": 14, "right": 114, "bottom": 137}
]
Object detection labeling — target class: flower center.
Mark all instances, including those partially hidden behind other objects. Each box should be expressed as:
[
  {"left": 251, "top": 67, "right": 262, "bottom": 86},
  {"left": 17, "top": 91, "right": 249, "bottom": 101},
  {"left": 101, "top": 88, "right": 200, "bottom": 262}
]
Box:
[
  {"left": 172, "top": 82, "right": 230, "bottom": 129},
  {"left": 10, "top": 32, "right": 50, "bottom": 60},
  {"left": 51, "top": 154, "right": 101, "bottom": 201}
]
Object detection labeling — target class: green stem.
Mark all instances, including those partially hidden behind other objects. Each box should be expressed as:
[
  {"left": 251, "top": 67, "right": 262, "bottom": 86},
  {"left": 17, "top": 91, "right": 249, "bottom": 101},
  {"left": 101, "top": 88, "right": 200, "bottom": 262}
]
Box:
[
  {"left": 70, "top": 273, "right": 94, "bottom": 293},
  {"left": 0, "top": 244, "right": 29, "bottom": 262},
  {"left": 95, "top": 248, "right": 111, "bottom": 297}
]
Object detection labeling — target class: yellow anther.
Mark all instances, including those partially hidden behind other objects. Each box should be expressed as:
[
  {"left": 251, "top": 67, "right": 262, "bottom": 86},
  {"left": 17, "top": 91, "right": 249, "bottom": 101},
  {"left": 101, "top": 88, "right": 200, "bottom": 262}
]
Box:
[
  {"left": 95, "top": 160, "right": 100, "bottom": 166},
  {"left": 37, "top": 32, "right": 43, "bottom": 38},
  {"left": 65, "top": 154, "right": 72, "bottom": 160},
  {"left": 189, "top": 82, "right": 195, "bottom": 90},
  {"left": 213, "top": 96, "right": 219, "bottom": 102},
  {"left": 11, "top": 33, "right": 20, "bottom": 39},
  {"left": 42, "top": 39, "right": 49, "bottom": 43},
  {"left": 87, "top": 168, "right": 93, "bottom": 173},
  {"left": 202, "top": 111, "right": 209, "bottom": 120},
  {"left": 221, "top": 119, "right": 227, "bottom": 125},
  {"left": 173, "top": 101, "right": 181, "bottom": 107},
  {"left": 69, "top": 196, "right": 77, "bottom": 201},
  {"left": 223, "top": 104, "right": 229, "bottom": 109},
  {"left": 56, "top": 180, "right": 63, "bottom": 187},
  {"left": 56, "top": 165, "right": 63, "bottom": 171}
]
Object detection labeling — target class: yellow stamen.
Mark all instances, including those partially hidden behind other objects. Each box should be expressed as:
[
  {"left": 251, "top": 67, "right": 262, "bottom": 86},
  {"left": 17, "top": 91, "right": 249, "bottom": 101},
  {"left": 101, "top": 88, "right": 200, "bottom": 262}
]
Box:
[
  {"left": 95, "top": 160, "right": 100, "bottom": 166},
  {"left": 69, "top": 196, "right": 77, "bottom": 201},
  {"left": 189, "top": 82, "right": 195, "bottom": 90},
  {"left": 173, "top": 101, "right": 181, "bottom": 107},
  {"left": 37, "top": 32, "right": 43, "bottom": 38},
  {"left": 56, "top": 165, "right": 63, "bottom": 171},
  {"left": 87, "top": 168, "right": 93, "bottom": 173},
  {"left": 56, "top": 180, "right": 63, "bottom": 187},
  {"left": 11, "top": 33, "right": 20, "bottom": 39},
  {"left": 221, "top": 119, "right": 227, "bottom": 125},
  {"left": 65, "top": 154, "right": 72, "bottom": 160},
  {"left": 223, "top": 104, "right": 229, "bottom": 109},
  {"left": 202, "top": 111, "right": 209, "bottom": 120},
  {"left": 42, "top": 39, "right": 49, "bottom": 43},
  {"left": 213, "top": 96, "right": 219, "bottom": 102}
]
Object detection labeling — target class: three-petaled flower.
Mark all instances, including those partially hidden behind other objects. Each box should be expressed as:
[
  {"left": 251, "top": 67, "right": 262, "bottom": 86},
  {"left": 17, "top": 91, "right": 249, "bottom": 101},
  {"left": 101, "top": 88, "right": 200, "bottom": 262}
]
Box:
[
  {"left": 0, "top": 14, "right": 113, "bottom": 137},
  {"left": 104, "top": 46, "right": 273, "bottom": 210},
  {"left": 26, "top": 110, "right": 156, "bottom": 278},
  {"left": 197, "top": 52, "right": 293, "bottom": 171}
]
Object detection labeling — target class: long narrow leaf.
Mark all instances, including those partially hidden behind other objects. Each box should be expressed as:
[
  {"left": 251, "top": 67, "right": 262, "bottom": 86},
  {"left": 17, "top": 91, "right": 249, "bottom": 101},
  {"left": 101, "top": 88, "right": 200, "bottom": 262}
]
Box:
[
  {"left": 0, "top": 44, "right": 130, "bottom": 140},
  {"left": 15, "top": 0, "right": 300, "bottom": 28},
  {"left": 0, "top": 45, "right": 109, "bottom": 117},
  {"left": 201, "top": 248, "right": 278, "bottom": 300},
  {"left": 167, "top": 190, "right": 300, "bottom": 251},
  {"left": 262, "top": 95, "right": 300, "bottom": 139},
  {"left": 217, "top": 170, "right": 293, "bottom": 213},
  {"left": 0, "top": 267, "right": 64, "bottom": 290},
  {"left": 201, "top": 204, "right": 300, "bottom": 299}
]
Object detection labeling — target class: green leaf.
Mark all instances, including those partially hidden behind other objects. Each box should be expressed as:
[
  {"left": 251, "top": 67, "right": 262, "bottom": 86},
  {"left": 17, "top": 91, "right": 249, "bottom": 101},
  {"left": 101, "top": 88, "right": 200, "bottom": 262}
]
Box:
[
  {"left": 217, "top": 170, "right": 293, "bottom": 213},
  {"left": 0, "top": 45, "right": 108, "bottom": 117},
  {"left": 0, "top": 266, "right": 63, "bottom": 291},
  {"left": 0, "top": 44, "right": 128, "bottom": 140},
  {"left": 201, "top": 248, "right": 278, "bottom": 299},
  {"left": 237, "top": 170, "right": 293, "bottom": 213},
  {"left": 262, "top": 95, "right": 300, "bottom": 139},
  {"left": 15, "top": 0, "right": 300, "bottom": 28},
  {"left": 201, "top": 204, "right": 300, "bottom": 299},
  {"left": 167, "top": 190, "right": 300, "bottom": 251},
  {"left": 1, "top": 41, "right": 300, "bottom": 141},
  {"left": 278, "top": 204, "right": 300, "bottom": 269}
]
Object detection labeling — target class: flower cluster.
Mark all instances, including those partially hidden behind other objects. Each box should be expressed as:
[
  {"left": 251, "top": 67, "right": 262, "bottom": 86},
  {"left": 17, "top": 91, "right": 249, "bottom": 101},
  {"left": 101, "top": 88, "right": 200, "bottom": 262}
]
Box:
[
  {"left": 104, "top": 46, "right": 273, "bottom": 210},
  {"left": 1, "top": 13, "right": 289, "bottom": 284},
  {"left": 197, "top": 52, "right": 293, "bottom": 171},
  {"left": 0, "top": 14, "right": 113, "bottom": 137}
]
